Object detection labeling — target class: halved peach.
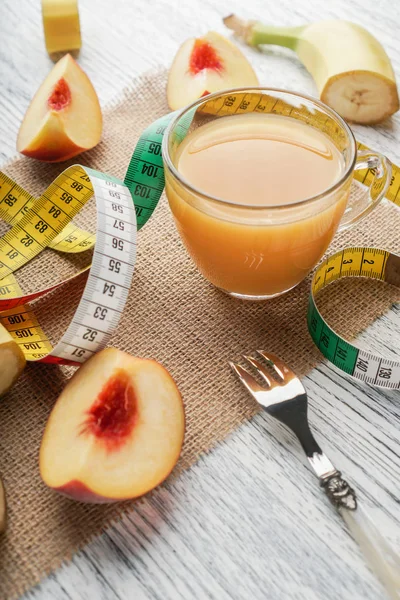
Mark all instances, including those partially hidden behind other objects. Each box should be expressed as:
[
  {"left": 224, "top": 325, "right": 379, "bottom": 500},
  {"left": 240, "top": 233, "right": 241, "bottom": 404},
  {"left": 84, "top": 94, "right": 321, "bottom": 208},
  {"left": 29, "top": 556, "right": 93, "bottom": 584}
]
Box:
[
  {"left": 40, "top": 348, "right": 185, "bottom": 503},
  {"left": 17, "top": 54, "right": 102, "bottom": 162},
  {"left": 167, "top": 31, "right": 259, "bottom": 110}
]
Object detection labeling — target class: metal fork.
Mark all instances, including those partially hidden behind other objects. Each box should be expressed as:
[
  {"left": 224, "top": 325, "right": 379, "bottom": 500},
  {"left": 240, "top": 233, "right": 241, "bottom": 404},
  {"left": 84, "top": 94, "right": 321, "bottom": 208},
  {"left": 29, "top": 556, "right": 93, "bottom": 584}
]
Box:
[{"left": 230, "top": 351, "right": 400, "bottom": 600}]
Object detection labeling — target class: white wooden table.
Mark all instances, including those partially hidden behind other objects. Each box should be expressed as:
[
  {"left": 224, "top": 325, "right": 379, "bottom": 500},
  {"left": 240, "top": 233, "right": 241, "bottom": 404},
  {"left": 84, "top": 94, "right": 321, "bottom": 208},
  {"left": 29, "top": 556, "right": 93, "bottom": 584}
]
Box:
[{"left": 1, "top": 0, "right": 399, "bottom": 598}]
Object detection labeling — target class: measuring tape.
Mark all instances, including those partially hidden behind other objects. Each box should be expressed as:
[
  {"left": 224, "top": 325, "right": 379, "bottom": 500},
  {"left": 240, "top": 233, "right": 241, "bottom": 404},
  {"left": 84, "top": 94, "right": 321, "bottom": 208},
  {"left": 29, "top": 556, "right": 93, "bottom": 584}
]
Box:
[
  {"left": 0, "top": 91, "right": 398, "bottom": 381},
  {"left": 308, "top": 248, "right": 400, "bottom": 389}
]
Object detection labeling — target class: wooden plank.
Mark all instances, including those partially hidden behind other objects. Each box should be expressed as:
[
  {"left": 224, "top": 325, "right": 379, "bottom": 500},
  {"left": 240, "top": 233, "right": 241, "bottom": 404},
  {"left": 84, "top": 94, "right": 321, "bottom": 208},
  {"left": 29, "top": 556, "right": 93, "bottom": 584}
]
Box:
[{"left": 0, "top": 0, "right": 398, "bottom": 598}]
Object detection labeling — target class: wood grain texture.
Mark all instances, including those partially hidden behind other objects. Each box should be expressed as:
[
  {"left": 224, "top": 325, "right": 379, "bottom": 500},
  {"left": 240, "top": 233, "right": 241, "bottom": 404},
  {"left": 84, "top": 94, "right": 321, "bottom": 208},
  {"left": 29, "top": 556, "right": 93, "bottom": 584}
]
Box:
[{"left": 0, "top": 0, "right": 399, "bottom": 598}]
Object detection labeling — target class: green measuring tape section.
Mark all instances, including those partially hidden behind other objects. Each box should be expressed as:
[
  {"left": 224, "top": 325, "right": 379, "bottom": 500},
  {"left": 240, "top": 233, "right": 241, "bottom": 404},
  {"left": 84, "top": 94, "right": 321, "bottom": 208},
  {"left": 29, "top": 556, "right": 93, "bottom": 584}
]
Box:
[
  {"left": 308, "top": 248, "right": 400, "bottom": 389},
  {"left": 124, "top": 112, "right": 175, "bottom": 230},
  {"left": 123, "top": 108, "right": 195, "bottom": 229}
]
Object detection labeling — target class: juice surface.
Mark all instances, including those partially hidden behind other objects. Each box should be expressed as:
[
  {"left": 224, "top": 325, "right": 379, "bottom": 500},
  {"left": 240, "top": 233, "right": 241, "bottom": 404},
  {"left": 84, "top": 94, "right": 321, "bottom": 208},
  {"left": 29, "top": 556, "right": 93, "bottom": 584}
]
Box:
[
  {"left": 165, "top": 113, "right": 349, "bottom": 297},
  {"left": 176, "top": 114, "right": 343, "bottom": 206}
]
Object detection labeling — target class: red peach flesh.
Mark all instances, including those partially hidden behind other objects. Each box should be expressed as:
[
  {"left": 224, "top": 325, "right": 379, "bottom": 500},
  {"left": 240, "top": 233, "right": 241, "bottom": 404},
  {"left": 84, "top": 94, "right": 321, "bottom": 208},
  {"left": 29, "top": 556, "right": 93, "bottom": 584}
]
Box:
[
  {"left": 189, "top": 40, "right": 223, "bottom": 75},
  {"left": 48, "top": 77, "right": 71, "bottom": 110},
  {"left": 81, "top": 370, "right": 137, "bottom": 451},
  {"left": 55, "top": 479, "right": 113, "bottom": 503}
]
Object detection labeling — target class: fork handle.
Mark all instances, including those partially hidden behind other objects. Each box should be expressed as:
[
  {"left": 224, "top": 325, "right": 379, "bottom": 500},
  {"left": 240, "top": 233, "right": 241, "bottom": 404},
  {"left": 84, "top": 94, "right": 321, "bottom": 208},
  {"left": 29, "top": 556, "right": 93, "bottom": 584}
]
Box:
[
  {"left": 340, "top": 504, "right": 400, "bottom": 600},
  {"left": 318, "top": 470, "right": 400, "bottom": 599},
  {"left": 262, "top": 401, "right": 399, "bottom": 596}
]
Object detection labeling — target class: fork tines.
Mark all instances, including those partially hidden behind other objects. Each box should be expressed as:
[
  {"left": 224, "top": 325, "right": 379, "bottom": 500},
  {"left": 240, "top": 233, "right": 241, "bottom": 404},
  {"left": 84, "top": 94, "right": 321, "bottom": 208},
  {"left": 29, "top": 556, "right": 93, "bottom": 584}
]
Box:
[{"left": 230, "top": 351, "right": 288, "bottom": 390}]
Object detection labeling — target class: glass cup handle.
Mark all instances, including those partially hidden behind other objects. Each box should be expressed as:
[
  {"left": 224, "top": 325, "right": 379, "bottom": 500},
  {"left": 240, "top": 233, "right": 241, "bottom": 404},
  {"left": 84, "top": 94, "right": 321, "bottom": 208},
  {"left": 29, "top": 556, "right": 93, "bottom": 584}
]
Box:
[{"left": 339, "top": 149, "right": 392, "bottom": 232}]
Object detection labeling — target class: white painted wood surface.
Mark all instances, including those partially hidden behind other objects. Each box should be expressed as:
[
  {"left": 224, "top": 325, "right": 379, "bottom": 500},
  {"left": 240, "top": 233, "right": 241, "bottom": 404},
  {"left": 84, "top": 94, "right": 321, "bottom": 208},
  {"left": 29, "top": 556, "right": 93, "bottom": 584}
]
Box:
[{"left": 0, "top": 0, "right": 399, "bottom": 598}]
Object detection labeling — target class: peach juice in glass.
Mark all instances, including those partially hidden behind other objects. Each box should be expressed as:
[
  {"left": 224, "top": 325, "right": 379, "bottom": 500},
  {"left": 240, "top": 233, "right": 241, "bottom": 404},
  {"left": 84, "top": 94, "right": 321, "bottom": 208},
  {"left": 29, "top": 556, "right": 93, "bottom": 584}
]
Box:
[{"left": 162, "top": 89, "right": 391, "bottom": 300}]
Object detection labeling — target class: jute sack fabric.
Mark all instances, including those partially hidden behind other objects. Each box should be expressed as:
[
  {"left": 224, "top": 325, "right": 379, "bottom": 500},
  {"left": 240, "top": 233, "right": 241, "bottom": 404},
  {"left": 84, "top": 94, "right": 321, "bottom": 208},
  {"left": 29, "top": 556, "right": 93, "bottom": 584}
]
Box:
[{"left": 0, "top": 69, "right": 399, "bottom": 600}]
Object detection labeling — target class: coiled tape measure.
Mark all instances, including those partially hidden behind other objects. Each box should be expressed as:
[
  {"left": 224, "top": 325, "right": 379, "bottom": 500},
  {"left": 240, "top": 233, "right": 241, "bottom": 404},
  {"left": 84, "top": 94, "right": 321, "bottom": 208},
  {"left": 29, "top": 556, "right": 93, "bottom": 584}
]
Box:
[
  {"left": 308, "top": 248, "right": 399, "bottom": 389},
  {"left": 0, "top": 92, "right": 399, "bottom": 387}
]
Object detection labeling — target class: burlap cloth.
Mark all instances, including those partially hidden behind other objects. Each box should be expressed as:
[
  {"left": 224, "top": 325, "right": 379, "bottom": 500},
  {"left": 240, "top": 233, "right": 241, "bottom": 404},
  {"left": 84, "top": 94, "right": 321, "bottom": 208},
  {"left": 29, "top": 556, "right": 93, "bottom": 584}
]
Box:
[{"left": 0, "top": 69, "right": 399, "bottom": 600}]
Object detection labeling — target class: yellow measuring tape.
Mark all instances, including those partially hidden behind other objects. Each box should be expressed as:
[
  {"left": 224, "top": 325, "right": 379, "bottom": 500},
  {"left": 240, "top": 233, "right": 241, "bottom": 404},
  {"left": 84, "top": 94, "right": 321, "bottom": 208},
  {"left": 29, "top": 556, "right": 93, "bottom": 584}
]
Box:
[
  {"left": 199, "top": 91, "right": 400, "bottom": 208},
  {"left": 308, "top": 248, "right": 400, "bottom": 388}
]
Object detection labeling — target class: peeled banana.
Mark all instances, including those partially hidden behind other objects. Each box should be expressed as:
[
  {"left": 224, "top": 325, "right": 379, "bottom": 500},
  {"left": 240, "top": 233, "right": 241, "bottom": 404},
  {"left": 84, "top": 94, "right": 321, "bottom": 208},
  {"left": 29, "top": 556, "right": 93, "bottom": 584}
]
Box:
[
  {"left": 0, "top": 323, "right": 26, "bottom": 397},
  {"left": 224, "top": 15, "right": 399, "bottom": 124}
]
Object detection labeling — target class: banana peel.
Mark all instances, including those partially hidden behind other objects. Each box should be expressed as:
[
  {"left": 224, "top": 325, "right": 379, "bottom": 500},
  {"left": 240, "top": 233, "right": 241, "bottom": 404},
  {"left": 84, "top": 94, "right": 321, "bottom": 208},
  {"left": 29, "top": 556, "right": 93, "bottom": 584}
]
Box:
[{"left": 224, "top": 15, "right": 399, "bottom": 124}]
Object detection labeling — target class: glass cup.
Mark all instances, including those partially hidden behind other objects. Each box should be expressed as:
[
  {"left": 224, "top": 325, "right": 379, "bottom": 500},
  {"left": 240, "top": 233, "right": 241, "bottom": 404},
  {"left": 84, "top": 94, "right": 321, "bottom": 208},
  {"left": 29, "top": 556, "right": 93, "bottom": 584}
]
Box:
[{"left": 162, "top": 88, "right": 391, "bottom": 300}]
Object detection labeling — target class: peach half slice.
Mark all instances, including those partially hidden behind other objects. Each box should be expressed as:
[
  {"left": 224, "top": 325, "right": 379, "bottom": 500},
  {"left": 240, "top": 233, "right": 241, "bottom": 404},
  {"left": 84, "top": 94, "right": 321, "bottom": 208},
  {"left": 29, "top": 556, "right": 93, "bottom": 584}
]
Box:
[
  {"left": 167, "top": 31, "right": 259, "bottom": 110},
  {"left": 40, "top": 348, "right": 185, "bottom": 503},
  {"left": 17, "top": 54, "right": 102, "bottom": 162}
]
